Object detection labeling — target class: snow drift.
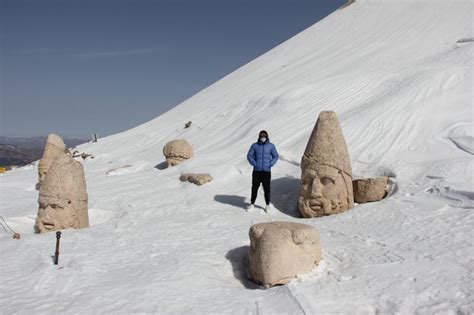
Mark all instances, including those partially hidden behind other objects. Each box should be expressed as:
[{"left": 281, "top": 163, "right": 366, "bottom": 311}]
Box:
[{"left": 1, "top": 0, "right": 473, "bottom": 313}]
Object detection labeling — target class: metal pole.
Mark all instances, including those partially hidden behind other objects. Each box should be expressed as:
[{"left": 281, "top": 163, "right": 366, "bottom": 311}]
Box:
[{"left": 54, "top": 231, "right": 61, "bottom": 265}]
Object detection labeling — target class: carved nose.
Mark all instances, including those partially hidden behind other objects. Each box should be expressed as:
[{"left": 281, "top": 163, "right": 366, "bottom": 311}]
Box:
[{"left": 311, "top": 178, "right": 323, "bottom": 197}]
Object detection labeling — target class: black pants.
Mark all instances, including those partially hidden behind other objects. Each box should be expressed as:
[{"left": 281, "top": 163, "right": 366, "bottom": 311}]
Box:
[{"left": 251, "top": 171, "right": 271, "bottom": 205}]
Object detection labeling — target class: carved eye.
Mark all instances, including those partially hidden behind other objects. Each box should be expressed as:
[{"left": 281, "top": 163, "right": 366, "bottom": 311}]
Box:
[{"left": 320, "top": 177, "right": 335, "bottom": 185}]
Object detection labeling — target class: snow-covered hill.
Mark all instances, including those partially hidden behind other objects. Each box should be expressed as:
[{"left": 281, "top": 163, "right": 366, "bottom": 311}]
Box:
[{"left": 1, "top": 0, "right": 473, "bottom": 313}]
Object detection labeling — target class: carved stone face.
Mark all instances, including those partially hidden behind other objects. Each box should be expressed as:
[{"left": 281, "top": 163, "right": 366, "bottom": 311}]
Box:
[
  {"left": 298, "top": 164, "right": 353, "bottom": 217},
  {"left": 36, "top": 196, "right": 82, "bottom": 233},
  {"left": 35, "top": 153, "right": 89, "bottom": 233}
]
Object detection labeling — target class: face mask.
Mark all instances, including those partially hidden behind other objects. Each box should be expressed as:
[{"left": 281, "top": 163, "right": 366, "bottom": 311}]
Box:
[{"left": 259, "top": 137, "right": 267, "bottom": 142}]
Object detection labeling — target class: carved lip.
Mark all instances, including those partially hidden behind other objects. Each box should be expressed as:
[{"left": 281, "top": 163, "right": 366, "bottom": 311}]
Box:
[
  {"left": 41, "top": 220, "right": 55, "bottom": 230},
  {"left": 306, "top": 199, "right": 324, "bottom": 211}
]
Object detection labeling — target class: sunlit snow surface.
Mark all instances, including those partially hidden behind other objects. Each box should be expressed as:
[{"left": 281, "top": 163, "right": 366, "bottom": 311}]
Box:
[{"left": 1, "top": 1, "right": 473, "bottom": 313}]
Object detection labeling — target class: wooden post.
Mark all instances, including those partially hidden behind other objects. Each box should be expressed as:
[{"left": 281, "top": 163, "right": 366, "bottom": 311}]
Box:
[{"left": 54, "top": 231, "right": 61, "bottom": 265}]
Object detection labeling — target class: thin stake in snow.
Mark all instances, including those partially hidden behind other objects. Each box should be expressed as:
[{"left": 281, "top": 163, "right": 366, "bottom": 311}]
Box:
[{"left": 54, "top": 231, "right": 61, "bottom": 265}]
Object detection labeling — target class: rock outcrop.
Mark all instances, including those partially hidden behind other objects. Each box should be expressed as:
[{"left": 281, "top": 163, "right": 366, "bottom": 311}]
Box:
[
  {"left": 180, "top": 173, "right": 212, "bottom": 186},
  {"left": 38, "top": 134, "right": 66, "bottom": 185},
  {"left": 249, "top": 221, "right": 321, "bottom": 287},
  {"left": 35, "top": 153, "right": 89, "bottom": 233},
  {"left": 163, "top": 139, "right": 193, "bottom": 167},
  {"left": 353, "top": 177, "right": 389, "bottom": 203},
  {"left": 298, "top": 111, "right": 354, "bottom": 218}
]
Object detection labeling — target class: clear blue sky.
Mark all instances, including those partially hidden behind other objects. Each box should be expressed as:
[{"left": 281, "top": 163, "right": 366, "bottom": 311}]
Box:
[{"left": 1, "top": 0, "right": 346, "bottom": 138}]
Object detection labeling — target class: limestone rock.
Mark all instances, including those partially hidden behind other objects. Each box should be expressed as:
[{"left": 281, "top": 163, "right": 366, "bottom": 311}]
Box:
[
  {"left": 163, "top": 139, "right": 193, "bottom": 167},
  {"left": 180, "top": 173, "right": 212, "bottom": 185},
  {"left": 298, "top": 111, "right": 354, "bottom": 218},
  {"left": 353, "top": 177, "right": 389, "bottom": 203},
  {"left": 38, "top": 134, "right": 66, "bottom": 185},
  {"left": 249, "top": 221, "right": 321, "bottom": 287},
  {"left": 35, "top": 153, "right": 89, "bottom": 233}
]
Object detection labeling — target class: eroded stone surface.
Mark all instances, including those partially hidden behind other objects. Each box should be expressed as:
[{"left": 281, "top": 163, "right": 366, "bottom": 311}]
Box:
[
  {"left": 249, "top": 221, "right": 321, "bottom": 287},
  {"left": 298, "top": 111, "right": 354, "bottom": 218},
  {"left": 35, "top": 153, "right": 89, "bottom": 233},
  {"left": 180, "top": 173, "right": 212, "bottom": 185},
  {"left": 38, "top": 134, "right": 66, "bottom": 185},
  {"left": 353, "top": 177, "right": 389, "bottom": 203},
  {"left": 163, "top": 139, "right": 193, "bottom": 167}
]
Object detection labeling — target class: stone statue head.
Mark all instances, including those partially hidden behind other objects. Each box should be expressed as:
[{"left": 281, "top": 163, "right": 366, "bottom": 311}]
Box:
[
  {"left": 36, "top": 196, "right": 85, "bottom": 232},
  {"left": 162, "top": 139, "right": 193, "bottom": 167},
  {"left": 249, "top": 222, "right": 321, "bottom": 287},
  {"left": 35, "top": 153, "right": 89, "bottom": 233},
  {"left": 298, "top": 111, "right": 354, "bottom": 218}
]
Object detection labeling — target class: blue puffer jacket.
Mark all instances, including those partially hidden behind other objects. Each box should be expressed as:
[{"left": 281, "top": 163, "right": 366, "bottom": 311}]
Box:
[{"left": 247, "top": 139, "right": 279, "bottom": 172}]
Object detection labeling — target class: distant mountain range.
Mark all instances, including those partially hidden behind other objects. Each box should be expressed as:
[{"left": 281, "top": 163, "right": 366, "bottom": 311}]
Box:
[{"left": 0, "top": 136, "right": 88, "bottom": 167}]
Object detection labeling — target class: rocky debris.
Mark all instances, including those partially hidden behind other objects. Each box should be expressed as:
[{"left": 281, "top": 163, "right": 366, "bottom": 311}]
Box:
[
  {"left": 298, "top": 111, "right": 354, "bottom": 218},
  {"left": 72, "top": 150, "right": 94, "bottom": 160},
  {"left": 353, "top": 177, "right": 389, "bottom": 203},
  {"left": 180, "top": 173, "right": 212, "bottom": 186},
  {"left": 249, "top": 221, "right": 321, "bottom": 288},
  {"left": 163, "top": 139, "right": 193, "bottom": 167}
]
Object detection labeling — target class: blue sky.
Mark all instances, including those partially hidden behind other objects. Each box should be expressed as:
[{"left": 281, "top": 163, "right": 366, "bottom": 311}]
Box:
[{"left": 1, "top": 0, "right": 346, "bottom": 138}]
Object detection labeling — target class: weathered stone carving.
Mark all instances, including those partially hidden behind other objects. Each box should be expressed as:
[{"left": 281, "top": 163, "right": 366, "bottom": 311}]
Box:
[
  {"left": 353, "top": 177, "right": 389, "bottom": 203},
  {"left": 35, "top": 153, "right": 89, "bottom": 233},
  {"left": 249, "top": 221, "right": 321, "bottom": 287},
  {"left": 38, "top": 134, "right": 67, "bottom": 185},
  {"left": 298, "top": 111, "right": 354, "bottom": 218},
  {"left": 180, "top": 173, "right": 212, "bottom": 186},
  {"left": 163, "top": 139, "right": 193, "bottom": 167}
]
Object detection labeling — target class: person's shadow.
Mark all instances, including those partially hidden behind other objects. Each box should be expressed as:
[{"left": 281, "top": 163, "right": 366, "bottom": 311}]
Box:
[
  {"left": 225, "top": 246, "right": 260, "bottom": 290},
  {"left": 214, "top": 177, "right": 301, "bottom": 217},
  {"left": 270, "top": 176, "right": 301, "bottom": 218},
  {"left": 214, "top": 195, "right": 248, "bottom": 209}
]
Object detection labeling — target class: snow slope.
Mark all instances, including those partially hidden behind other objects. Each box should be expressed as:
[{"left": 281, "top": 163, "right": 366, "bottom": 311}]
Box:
[{"left": 1, "top": 0, "right": 473, "bottom": 313}]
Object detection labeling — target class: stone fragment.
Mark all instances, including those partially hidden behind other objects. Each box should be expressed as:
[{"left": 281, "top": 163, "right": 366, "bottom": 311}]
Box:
[
  {"left": 35, "top": 153, "right": 89, "bottom": 233},
  {"left": 180, "top": 173, "right": 212, "bottom": 186},
  {"left": 298, "top": 111, "right": 354, "bottom": 218},
  {"left": 353, "top": 177, "right": 389, "bottom": 203},
  {"left": 38, "top": 134, "right": 67, "bottom": 185},
  {"left": 249, "top": 221, "right": 321, "bottom": 287},
  {"left": 72, "top": 151, "right": 94, "bottom": 160},
  {"left": 163, "top": 139, "right": 193, "bottom": 167}
]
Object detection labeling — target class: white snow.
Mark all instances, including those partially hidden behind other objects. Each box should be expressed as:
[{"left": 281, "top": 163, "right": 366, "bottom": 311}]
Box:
[
  {"left": 1, "top": 0, "right": 473, "bottom": 313},
  {"left": 447, "top": 123, "right": 474, "bottom": 155}
]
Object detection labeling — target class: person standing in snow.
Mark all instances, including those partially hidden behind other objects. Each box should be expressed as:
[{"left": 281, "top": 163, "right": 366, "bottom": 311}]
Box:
[{"left": 246, "top": 130, "right": 279, "bottom": 212}]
